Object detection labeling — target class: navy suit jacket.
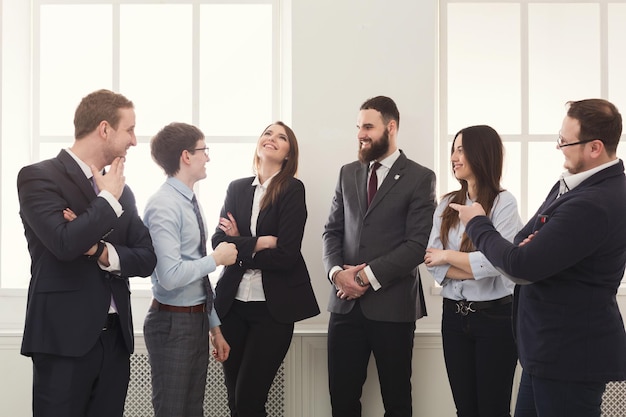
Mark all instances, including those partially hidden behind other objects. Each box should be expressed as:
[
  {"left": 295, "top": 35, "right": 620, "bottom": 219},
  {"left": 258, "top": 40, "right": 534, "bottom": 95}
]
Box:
[
  {"left": 18, "top": 149, "right": 156, "bottom": 357},
  {"left": 323, "top": 151, "right": 437, "bottom": 322},
  {"left": 465, "top": 160, "right": 626, "bottom": 382},
  {"left": 211, "top": 176, "right": 320, "bottom": 324}
]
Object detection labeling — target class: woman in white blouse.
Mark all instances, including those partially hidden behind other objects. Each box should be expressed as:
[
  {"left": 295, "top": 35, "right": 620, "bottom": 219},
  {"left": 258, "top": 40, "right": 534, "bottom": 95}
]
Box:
[
  {"left": 424, "top": 125, "right": 522, "bottom": 417},
  {"left": 211, "top": 121, "right": 319, "bottom": 417}
]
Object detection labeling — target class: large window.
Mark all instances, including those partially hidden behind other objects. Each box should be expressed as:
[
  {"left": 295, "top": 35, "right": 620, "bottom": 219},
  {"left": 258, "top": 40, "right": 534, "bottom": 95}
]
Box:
[
  {"left": 441, "top": 0, "right": 626, "bottom": 285},
  {"left": 441, "top": 0, "right": 626, "bottom": 221},
  {"left": 1, "top": 0, "right": 288, "bottom": 289}
]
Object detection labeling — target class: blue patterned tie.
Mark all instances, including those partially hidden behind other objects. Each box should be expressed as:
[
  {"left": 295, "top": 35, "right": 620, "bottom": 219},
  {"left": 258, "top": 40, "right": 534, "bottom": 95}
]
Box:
[{"left": 191, "top": 195, "right": 213, "bottom": 313}]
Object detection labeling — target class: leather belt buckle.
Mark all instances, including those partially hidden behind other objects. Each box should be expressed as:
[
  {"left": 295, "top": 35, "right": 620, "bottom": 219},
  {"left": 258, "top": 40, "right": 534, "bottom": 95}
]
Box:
[{"left": 455, "top": 301, "right": 476, "bottom": 316}]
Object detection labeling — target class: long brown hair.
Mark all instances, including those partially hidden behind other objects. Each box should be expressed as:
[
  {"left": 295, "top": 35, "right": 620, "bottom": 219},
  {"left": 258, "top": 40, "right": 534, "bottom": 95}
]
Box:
[
  {"left": 253, "top": 121, "right": 299, "bottom": 210},
  {"left": 440, "top": 125, "right": 504, "bottom": 251}
]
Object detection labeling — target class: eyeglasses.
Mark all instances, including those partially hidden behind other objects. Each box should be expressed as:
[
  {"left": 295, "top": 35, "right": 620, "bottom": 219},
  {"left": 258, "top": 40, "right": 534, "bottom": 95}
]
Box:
[
  {"left": 193, "top": 147, "right": 209, "bottom": 156},
  {"left": 556, "top": 134, "right": 597, "bottom": 148}
]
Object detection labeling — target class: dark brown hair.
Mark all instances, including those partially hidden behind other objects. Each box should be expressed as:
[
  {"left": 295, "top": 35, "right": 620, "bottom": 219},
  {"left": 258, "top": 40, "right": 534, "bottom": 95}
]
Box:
[
  {"left": 151, "top": 122, "right": 204, "bottom": 176},
  {"left": 360, "top": 96, "right": 400, "bottom": 128},
  {"left": 566, "top": 99, "right": 622, "bottom": 155},
  {"left": 74, "top": 89, "right": 133, "bottom": 139},
  {"left": 440, "top": 125, "right": 504, "bottom": 251},
  {"left": 253, "top": 121, "right": 299, "bottom": 210}
]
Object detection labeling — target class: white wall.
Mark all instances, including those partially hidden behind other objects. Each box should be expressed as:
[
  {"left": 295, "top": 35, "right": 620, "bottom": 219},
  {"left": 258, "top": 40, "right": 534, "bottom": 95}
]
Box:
[{"left": 291, "top": 0, "right": 442, "bottom": 331}]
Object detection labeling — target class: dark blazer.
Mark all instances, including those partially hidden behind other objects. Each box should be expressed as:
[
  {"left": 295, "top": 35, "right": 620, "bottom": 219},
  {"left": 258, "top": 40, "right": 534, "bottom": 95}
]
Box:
[
  {"left": 211, "top": 176, "right": 320, "bottom": 324},
  {"left": 465, "top": 160, "right": 626, "bottom": 382},
  {"left": 18, "top": 149, "right": 156, "bottom": 358},
  {"left": 323, "top": 151, "right": 437, "bottom": 322}
]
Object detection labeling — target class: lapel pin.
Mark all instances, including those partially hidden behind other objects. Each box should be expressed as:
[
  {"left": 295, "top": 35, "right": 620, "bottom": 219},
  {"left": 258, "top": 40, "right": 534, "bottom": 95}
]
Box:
[{"left": 394, "top": 174, "right": 400, "bottom": 180}]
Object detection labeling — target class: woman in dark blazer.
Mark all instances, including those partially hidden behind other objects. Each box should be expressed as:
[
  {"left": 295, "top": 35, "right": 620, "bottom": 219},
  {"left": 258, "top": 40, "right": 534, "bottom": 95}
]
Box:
[{"left": 211, "top": 121, "right": 320, "bottom": 417}]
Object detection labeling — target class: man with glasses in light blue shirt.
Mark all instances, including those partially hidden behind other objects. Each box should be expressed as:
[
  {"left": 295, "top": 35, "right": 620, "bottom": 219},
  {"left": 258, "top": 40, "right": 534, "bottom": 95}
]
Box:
[{"left": 143, "top": 122, "right": 237, "bottom": 417}]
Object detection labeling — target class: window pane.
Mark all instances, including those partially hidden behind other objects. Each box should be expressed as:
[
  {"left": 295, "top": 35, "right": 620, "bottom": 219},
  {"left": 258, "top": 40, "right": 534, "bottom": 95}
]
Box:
[
  {"left": 528, "top": 4, "right": 600, "bottom": 133},
  {"left": 120, "top": 5, "right": 193, "bottom": 136},
  {"left": 527, "top": 142, "right": 564, "bottom": 217},
  {"left": 197, "top": 142, "right": 257, "bottom": 228},
  {"left": 502, "top": 141, "right": 522, "bottom": 219},
  {"left": 199, "top": 5, "right": 273, "bottom": 136},
  {"left": 608, "top": 4, "right": 626, "bottom": 109},
  {"left": 447, "top": 3, "right": 521, "bottom": 134},
  {"left": 39, "top": 5, "right": 112, "bottom": 136},
  {"left": 124, "top": 143, "right": 169, "bottom": 218}
]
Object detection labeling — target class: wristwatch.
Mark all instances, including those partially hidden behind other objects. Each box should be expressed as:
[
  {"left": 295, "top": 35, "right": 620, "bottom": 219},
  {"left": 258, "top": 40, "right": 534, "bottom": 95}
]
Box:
[
  {"left": 355, "top": 271, "right": 368, "bottom": 287},
  {"left": 87, "top": 240, "right": 106, "bottom": 261}
]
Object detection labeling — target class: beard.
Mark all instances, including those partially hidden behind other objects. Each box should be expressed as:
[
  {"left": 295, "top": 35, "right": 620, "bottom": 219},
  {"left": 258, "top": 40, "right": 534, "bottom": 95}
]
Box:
[{"left": 358, "top": 128, "right": 390, "bottom": 163}]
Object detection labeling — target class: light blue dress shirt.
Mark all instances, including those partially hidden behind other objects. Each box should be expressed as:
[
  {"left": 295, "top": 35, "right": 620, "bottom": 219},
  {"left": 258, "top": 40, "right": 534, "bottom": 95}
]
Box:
[
  {"left": 426, "top": 190, "right": 523, "bottom": 301},
  {"left": 143, "top": 176, "right": 220, "bottom": 327}
]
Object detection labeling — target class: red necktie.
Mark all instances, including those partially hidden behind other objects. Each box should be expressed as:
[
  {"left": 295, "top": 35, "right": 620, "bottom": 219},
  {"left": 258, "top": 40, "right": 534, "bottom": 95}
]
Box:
[{"left": 367, "top": 162, "right": 381, "bottom": 207}]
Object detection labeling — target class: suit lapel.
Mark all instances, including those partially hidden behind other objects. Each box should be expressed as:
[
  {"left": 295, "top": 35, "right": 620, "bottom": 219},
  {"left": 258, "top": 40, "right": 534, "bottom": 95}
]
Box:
[
  {"left": 366, "top": 152, "right": 407, "bottom": 215},
  {"left": 241, "top": 180, "right": 256, "bottom": 236},
  {"left": 57, "top": 149, "right": 97, "bottom": 201},
  {"left": 355, "top": 163, "right": 368, "bottom": 217}
]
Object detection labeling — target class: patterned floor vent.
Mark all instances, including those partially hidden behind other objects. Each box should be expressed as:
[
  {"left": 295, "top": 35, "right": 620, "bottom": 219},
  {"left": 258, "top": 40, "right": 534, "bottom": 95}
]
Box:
[
  {"left": 602, "top": 381, "right": 626, "bottom": 417},
  {"left": 124, "top": 353, "right": 285, "bottom": 417}
]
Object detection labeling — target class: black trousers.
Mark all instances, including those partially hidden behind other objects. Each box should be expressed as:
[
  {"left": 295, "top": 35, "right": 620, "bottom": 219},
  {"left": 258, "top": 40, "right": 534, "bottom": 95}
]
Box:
[
  {"left": 442, "top": 299, "right": 518, "bottom": 417},
  {"left": 514, "top": 370, "right": 606, "bottom": 417},
  {"left": 31, "top": 314, "right": 130, "bottom": 417},
  {"left": 220, "top": 300, "right": 294, "bottom": 417},
  {"left": 328, "top": 301, "right": 416, "bottom": 417}
]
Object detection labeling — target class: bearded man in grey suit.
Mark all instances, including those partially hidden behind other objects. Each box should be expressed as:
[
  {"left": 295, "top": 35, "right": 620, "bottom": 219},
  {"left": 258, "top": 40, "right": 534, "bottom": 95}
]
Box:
[{"left": 323, "top": 96, "right": 437, "bottom": 417}]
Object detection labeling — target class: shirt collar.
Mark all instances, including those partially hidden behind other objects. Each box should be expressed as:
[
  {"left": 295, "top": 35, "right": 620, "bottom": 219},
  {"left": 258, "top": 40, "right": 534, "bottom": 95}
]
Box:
[
  {"left": 165, "top": 176, "right": 195, "bottom": 201},
  {"left": 252, "top": 171, "right": 279, "bottom": 189},
  {"left": 371, "top": 148, "right": 400, "bottom": 170},
  {"left": 66, "top": 148, "right": 94, "bottom": 179},
  {"left": 559, "top": 158, "right": 620, "bottom": 193}
]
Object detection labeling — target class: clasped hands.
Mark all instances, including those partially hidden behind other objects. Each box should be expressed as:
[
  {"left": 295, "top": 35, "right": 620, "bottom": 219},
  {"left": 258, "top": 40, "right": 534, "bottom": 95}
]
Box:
[{"left": 335, "top": 263, "right": 368, "bottom": 300}]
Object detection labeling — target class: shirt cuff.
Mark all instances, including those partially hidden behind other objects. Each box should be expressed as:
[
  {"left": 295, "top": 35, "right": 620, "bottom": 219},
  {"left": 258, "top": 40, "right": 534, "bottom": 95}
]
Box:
[
  {"left": 208, "top": 306, "right": 221, "bottom": 329},
  {"left": 329, "top": 266, "right": 342, "bottom": 289},
  {"left": 99, "top": 190, "right": 123, "bottom": 217},
  {"left": 363, "top": 265, "right": 381, "bottom": 291},
  {"left": 99, "top": 241, "right": 121, "bottom": 274}
]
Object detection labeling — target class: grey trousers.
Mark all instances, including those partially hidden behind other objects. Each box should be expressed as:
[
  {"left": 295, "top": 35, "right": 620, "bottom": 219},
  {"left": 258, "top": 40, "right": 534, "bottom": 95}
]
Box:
[{"left": 144, "top": 306, "right": 211, "bottom": 417}]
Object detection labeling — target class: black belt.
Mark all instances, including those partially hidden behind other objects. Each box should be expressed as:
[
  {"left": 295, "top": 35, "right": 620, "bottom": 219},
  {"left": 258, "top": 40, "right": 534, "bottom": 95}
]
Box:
[
  {"left": 102, "top": 313, "right": 119, "bottom": 330},
  {"left": 151, "top": 299, "right": 206, "bottom": 313},
  {"left": 444, "top": 295, "right": 512, "bottom": 316}
]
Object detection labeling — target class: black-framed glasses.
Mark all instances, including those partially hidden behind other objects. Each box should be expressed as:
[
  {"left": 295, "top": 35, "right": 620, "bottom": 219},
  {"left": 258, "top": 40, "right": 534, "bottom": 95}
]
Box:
[
  {"left": 557, "top": 134, "right": 597, "bottom": 148},
  {"left": 193, "top": 147, "right": 209, "bottom": 156}
]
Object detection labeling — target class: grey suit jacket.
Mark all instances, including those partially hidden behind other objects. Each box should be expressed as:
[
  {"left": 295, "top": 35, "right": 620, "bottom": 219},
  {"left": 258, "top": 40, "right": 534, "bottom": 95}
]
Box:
[{"left": 323, "top": 150, "right": 436, "bottom": 322}]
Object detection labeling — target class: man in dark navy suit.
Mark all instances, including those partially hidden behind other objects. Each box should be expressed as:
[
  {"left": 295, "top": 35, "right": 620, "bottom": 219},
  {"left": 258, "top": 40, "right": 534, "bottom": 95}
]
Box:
[
  {"left": 17, "top": 89, "right": 157, "bottom": 417},
  {"left": 452, "top": 98, "right": 626, "bottom": 417}
]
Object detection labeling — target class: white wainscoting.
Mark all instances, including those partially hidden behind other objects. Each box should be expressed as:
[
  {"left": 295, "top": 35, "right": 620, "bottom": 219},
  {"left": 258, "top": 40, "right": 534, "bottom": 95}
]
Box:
[
  {"left": 0, "top": 329, "right": 459, "bottom": 416},
  {"left": 2, "top": 329, "right": 624, "bottom": 417}
]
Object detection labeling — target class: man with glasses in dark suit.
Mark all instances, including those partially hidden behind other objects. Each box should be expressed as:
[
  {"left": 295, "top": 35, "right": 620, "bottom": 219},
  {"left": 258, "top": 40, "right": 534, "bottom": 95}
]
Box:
[{"left": 451, "top": 98, "right": 626, "bottom": 417}]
